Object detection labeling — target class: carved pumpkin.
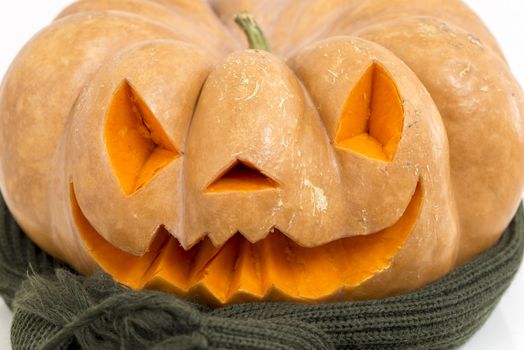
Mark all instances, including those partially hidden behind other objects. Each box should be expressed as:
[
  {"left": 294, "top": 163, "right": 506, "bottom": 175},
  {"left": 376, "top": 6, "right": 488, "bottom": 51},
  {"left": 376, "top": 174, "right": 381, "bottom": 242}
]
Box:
[{"left": 0, "top": 0, "right": 523, "bottom": 305}]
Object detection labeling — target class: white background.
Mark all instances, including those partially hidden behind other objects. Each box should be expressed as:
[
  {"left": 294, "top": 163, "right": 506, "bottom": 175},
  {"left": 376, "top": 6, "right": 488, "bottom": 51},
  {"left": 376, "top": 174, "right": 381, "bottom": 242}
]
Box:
[{"left": 0, "top": 1, "right": 523, "bottom": 349}]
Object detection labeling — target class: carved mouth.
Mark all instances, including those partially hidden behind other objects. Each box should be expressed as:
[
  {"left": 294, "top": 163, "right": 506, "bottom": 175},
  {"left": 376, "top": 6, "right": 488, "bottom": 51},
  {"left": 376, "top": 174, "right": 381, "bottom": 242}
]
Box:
[{"left": 70, "top": 181, "right": 423, "bottom": 305}]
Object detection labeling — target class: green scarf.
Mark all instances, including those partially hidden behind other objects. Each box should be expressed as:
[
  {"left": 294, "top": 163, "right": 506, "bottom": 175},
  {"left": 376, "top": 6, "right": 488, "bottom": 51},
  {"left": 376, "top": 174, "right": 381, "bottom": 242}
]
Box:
[{"left": 1, "top": 194, "right": 523, "bottom": 350}]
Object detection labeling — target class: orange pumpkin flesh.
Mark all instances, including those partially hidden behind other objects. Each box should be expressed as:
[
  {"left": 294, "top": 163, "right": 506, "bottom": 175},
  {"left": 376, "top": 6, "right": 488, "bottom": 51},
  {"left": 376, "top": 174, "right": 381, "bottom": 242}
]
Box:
[
  {"left": 336, "top": 63, "right": 404, "bottom": 161},
  {"left": 206, "top": 160, "right": 280, "bottom": 193},
  {"left": 105, "top": 81, "right": 180, "bottom": 195},
  {"left": 71, "top": 181, "right": 423, "bottom": 305}
]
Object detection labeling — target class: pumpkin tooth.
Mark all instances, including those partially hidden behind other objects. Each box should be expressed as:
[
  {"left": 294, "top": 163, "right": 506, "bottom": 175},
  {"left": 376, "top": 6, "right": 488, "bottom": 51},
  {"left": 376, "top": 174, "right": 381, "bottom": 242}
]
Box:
[
  {"left": 187, "top": 235, "right": 241, "bottom": 305},
  {"left": 226, "top": 236, "right": 265, "bottom": 303},
  {"left": 141, "top": 237, "right": 194, "bottom": 294},
  {"left": 258, "top": 230, "right": 301, "bottom": 301},
  {"left": 187, "top": 237, "right": 221, "bottom": 283}
]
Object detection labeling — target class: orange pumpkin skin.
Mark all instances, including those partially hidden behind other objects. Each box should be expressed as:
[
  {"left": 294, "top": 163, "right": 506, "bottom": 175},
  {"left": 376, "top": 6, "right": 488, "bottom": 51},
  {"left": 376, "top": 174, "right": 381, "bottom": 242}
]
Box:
[{"left": 0, "top": 0, "right": 522, "bottom": 305}]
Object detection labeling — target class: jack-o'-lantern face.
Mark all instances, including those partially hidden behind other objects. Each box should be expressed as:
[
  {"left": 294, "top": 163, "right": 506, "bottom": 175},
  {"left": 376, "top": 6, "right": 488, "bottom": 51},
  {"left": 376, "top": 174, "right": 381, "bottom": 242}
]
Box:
[
  {"left": 60, "top": 37, "right": 457, "bottom": 305},
  {"left": 3, "top": 0, "right": 523, "bottom": 309}
]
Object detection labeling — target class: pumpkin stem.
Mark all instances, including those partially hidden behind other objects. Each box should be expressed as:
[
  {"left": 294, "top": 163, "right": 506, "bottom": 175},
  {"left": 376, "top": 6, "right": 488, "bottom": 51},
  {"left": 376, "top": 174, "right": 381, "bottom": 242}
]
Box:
[{"left": 234, "top": 12, "right": 270, "bottom": 52}]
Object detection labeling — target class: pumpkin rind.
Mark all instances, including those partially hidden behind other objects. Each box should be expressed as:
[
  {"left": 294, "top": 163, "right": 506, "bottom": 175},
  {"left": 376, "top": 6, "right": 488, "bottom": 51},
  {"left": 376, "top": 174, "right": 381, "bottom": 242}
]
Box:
[{"left": 0, "top": 0, "right": 521, "bottom": 304}]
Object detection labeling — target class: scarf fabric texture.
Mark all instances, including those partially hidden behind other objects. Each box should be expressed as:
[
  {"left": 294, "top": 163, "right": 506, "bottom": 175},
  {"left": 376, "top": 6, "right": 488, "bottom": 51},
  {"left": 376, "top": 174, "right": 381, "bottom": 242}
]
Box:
[{"left": 1, "top": 194, "right": 523, "bottom": 350}]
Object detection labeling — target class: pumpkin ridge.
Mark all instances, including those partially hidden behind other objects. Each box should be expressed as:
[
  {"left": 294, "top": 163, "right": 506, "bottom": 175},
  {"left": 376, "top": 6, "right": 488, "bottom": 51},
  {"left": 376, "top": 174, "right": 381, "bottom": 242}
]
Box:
[{"left": 57, "top": 4, "right": 232, "bottom": 55}]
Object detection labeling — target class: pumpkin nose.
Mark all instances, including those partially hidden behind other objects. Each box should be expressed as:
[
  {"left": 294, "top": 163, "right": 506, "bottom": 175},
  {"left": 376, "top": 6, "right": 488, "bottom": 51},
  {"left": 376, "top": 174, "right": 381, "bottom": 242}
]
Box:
[{"left": 206, "top": 160, "right": 279, "bottom": 193}]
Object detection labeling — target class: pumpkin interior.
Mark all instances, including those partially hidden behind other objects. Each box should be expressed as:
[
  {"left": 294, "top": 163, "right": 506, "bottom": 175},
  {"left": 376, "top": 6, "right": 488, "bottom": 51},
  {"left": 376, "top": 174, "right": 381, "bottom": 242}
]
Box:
[
  {"left": 335, "top": 63, "right": 404, "bottom": 161},
  {"left": 105, "top": 80, "right": 179, "bottom": 195},
  {"left": 70, "top": 181, "right": 423, "bottom": 305},
  {"left": 206, "top": 160, "right": 279, "bottom": 192}
]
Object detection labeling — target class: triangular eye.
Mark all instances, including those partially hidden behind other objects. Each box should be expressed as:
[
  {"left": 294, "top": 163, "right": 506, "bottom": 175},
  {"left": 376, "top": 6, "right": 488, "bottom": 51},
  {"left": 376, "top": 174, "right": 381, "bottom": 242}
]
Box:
[
  {"left": 335, "top": 63, "right": 404, "bottom": 161},
  {"left": 206, "top": 160, "right": 279, "bottom": 193},
  {"left": 105, "top": 80, "right": 179, "bottom": 195}
]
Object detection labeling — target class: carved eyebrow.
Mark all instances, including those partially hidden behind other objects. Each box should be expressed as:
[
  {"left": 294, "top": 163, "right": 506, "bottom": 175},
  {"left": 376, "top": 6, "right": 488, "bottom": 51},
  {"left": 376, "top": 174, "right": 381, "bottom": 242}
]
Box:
[{"left": 105, "top": 80, "right": 180, "bottom": 195}]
